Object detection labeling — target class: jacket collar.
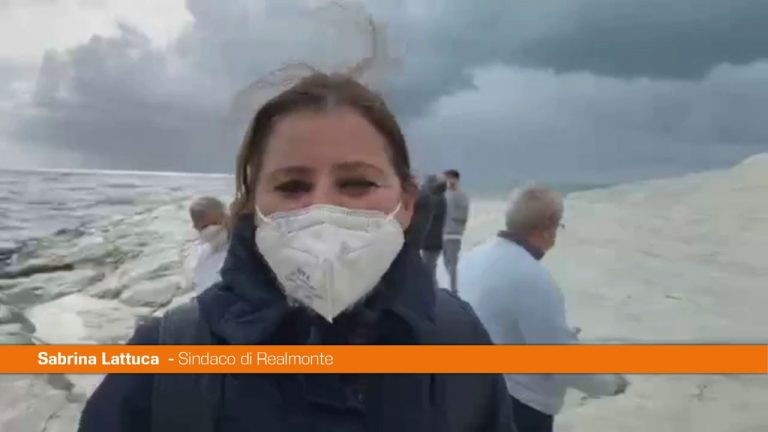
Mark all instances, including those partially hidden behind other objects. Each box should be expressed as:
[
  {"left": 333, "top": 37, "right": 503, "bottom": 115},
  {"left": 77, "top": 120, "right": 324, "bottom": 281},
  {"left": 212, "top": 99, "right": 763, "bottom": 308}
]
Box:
[
  {"left": 497, "top": 230, "right": 545, "bottom": 261},
  {"left": 197, "top": 214, "right": 437, "bottom": 345}
]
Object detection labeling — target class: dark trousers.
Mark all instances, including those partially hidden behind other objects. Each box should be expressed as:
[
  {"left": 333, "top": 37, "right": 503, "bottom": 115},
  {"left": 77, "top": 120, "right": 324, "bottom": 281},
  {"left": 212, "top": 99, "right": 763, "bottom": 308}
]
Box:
[{"left": 510, "top": 395, "right": 553, "bottom": 432}]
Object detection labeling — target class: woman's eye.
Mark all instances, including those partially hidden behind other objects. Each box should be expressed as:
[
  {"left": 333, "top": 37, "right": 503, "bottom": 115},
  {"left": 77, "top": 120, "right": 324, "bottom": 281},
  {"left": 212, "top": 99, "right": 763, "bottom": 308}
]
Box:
[
  {"left": 339, "top": 179, "right": 378, "bottom": 193},
  {"left": 275, "top": 180, "right": 312, "bottom": 195}
]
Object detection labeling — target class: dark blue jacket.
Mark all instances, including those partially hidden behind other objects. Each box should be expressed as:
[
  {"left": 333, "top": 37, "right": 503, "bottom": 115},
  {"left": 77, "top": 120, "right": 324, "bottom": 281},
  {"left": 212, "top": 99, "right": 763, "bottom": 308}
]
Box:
[
  {"left": 79, "top": 215, "right": 515, "bottom": 432},
  {"left": 406, "top": 187, "right": 434, "bottom": 249},
  {"left": 423, "top": 182, "right": 447, "bottom": 252}
]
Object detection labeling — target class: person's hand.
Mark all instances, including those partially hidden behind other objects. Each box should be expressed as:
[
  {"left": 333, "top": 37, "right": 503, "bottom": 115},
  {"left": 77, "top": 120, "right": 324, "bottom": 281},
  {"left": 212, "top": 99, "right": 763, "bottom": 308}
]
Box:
[{"left": 613, "top": 374, "right": 630, "bottom": 395}]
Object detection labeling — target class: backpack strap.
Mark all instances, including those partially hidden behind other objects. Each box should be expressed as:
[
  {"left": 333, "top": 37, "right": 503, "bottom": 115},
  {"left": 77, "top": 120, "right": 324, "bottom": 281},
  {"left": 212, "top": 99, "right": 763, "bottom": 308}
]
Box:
[
  {"left": 151, "top": 299, "right": 221, "bottom": 432},
  {"left": 431, "top": 289, "right": 486, "bottom": 345},
  {"left": 430, "top": 289, "right": 505, "bottom": 432}
]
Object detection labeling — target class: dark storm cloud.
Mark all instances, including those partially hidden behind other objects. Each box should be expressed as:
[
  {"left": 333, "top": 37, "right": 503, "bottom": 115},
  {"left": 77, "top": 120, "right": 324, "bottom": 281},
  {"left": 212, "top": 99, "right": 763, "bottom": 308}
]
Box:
[
  {"left": 510, "top": 0, "right": 768, "bottom": 78},
  {"left": 8, "top": 0, "right": 379, "bottom": 171},
  {"left": 4, "top": 0, "right": 768, "bottom": 176},
  {"left": 380, "top": 0, "right": 768, "bottom": 117},
  {"left": 10, "top": 23, "right": 237, "bottom": 172},
  {"left": 407, "top": 63, "right": 768, "bottom": 185}
]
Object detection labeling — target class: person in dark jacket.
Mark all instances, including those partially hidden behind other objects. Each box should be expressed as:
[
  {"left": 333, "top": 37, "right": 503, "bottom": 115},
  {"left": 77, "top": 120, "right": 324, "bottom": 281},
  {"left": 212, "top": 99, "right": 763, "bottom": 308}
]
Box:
[
  {"left": 406, "top": 178, "right": 434, "bottom": 248},
  {"left": 78, "top": 73, "right": 515, "bottom": 432},
  {"left": 421, "top": 175, "right": 447, "bottom": 287}
]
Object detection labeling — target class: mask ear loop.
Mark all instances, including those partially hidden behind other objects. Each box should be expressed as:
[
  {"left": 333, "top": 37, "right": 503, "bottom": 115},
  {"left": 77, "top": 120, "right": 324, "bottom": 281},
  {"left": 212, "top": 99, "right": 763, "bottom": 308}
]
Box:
[
  {"left": 386, "top": 202, "right": 402, "bottom": 220},
  {"left": 255, "top": 207, "right": 272, "bottom": 225}
]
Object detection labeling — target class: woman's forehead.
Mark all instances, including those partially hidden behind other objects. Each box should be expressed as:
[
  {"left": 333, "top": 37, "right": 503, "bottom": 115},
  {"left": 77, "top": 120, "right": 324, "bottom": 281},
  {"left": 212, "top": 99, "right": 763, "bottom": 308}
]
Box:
[{"left": 262, "top": 109, "right": 394, "bottom": 172}]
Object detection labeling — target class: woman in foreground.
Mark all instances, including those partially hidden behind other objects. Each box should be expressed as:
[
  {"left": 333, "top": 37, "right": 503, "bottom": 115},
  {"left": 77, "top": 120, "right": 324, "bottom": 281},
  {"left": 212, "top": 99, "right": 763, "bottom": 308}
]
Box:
[{"left": 78, "top": 73, "right": 515, "bottom": 432}]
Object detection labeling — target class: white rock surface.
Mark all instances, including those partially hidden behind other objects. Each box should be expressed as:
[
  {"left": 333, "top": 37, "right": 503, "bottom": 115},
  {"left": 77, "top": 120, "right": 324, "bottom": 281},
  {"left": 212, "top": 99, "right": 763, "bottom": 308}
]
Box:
[
  {"left": 119, "top": 276, "right": 182, "bottom": 308},
  {"left": 26, "top": 294, "right": 141, "bottom": 344},
  {"left": 0, "top": 375, "right": 72, "bottom": 432}
]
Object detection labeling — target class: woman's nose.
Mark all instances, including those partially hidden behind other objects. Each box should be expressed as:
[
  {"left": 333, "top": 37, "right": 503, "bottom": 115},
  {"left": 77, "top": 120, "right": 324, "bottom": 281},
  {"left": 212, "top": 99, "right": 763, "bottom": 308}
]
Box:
[{"left": 305, "top": 180, "right": 344, "bottom": 208}]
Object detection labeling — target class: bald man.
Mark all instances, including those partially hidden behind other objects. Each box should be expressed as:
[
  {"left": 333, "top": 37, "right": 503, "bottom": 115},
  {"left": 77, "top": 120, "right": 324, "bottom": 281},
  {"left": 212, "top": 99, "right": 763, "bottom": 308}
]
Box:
[{"left": 184, "top": 197, "right": 229, "bottom": 294}]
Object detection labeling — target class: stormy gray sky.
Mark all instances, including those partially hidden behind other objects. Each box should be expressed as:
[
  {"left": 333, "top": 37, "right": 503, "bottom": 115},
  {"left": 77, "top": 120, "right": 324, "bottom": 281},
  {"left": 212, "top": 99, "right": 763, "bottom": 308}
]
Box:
[{"left": 1, "top": 0, "right": 767, "bottom": 186}]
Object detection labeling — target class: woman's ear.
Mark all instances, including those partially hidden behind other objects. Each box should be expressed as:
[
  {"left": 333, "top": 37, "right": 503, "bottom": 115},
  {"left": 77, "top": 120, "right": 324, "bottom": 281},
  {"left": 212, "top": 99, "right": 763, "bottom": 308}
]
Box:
[
  {"left": 397, "top": 182, "right": 418, "bottom": 229},
  {"left": 403, "top": 187, "right": 417, "bottom": 213}
]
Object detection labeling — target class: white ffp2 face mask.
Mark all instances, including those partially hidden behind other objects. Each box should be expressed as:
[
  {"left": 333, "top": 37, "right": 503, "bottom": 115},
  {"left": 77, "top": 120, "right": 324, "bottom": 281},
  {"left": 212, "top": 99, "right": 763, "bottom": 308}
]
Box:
[{"left": 254, "top": 203, "right": 405, "bottom": 322}]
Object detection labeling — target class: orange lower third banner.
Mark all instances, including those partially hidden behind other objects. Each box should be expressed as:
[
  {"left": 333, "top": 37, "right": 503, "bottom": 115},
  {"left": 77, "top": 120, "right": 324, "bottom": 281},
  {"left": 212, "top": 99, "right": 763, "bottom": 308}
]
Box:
[{"left": 0, "top": 345, "right": 766, "bottom": 374}]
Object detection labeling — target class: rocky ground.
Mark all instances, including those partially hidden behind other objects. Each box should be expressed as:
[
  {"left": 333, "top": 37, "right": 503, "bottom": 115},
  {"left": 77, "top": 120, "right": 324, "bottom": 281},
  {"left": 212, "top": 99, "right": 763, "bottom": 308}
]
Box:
[{"left": 0, "top": 199, "right": 203, "bottom": 431}]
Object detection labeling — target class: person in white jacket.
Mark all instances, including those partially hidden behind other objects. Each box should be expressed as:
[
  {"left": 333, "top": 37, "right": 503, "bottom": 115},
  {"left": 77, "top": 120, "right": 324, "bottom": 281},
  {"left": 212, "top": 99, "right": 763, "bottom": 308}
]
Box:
[
  {"left": 459, "top": 185, "right": 629, "bottom": 432},
  {"left": 183, "top": 196, "right": 230, "bottom": 295}
]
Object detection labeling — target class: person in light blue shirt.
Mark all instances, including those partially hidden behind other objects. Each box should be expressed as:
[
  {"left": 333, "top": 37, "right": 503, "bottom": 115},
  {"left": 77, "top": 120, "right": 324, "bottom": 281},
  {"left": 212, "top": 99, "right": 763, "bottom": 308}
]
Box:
[{"left": 459, "top": 185, "right": 629, "bottom": 432}]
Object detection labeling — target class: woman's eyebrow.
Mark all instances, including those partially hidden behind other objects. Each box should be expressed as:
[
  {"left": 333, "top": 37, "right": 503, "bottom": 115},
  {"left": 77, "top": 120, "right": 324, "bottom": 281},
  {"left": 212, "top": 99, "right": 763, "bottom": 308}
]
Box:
[
  {"left": 265, "top": 166, "right": 313, "bottom": 182},
  {"left": 333, "top": 161, "right": 386, "bottom": 176}
]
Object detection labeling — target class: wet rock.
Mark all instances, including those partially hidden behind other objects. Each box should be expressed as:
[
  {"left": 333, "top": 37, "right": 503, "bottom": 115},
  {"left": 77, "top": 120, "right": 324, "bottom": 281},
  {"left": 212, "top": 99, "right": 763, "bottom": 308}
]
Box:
[
  {"left": 0, "top": 302, "right": 16, "bottom": 322},
  {"left": 0, "top": 323, "right": 34, "bottom": 344},
  {"left": 82, "top": 276, "right": 124, "bottom": 300},
  {"left": 0, "top": 302, "right": 36, "bottom": 332},
  {"left": 119, "top": 276, "right": 181, "bottom": 308},
  {"left": 0, "top": 261, "right": 75, "bottom": 279},
  {"left": 86, "top": 249, "right": 181, "bottom": 300},
  {"left": 53, "top": 226, "right": 88, "bottom": 238},
  {"left": 0, "top": 283, "right": 41, "bottom": 309},
  {"left": 0, "top": 270, "right": 103, "bottom": 308},
  {"left": 0, "top": 241, "right": 18, "bottom": 263}
]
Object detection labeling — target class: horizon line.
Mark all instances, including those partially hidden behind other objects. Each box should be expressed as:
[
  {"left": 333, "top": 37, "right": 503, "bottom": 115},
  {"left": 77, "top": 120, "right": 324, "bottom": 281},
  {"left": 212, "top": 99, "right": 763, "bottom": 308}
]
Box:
[{"left": 0, "top": 166, "right": 234, "bottom": 178}]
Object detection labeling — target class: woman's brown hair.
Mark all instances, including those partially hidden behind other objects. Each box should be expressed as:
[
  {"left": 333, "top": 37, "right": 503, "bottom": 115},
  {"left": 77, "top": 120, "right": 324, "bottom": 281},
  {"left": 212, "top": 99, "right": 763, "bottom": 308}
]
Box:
[{"left": 230, "top": 72, "right": 414, "bottom": 221}]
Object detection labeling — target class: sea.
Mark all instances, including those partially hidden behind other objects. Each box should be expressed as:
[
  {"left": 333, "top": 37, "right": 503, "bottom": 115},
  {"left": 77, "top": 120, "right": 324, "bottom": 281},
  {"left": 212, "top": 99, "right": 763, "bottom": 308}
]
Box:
[{"left": 0, "top": 168, "right": 233, "bottom": 269}]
